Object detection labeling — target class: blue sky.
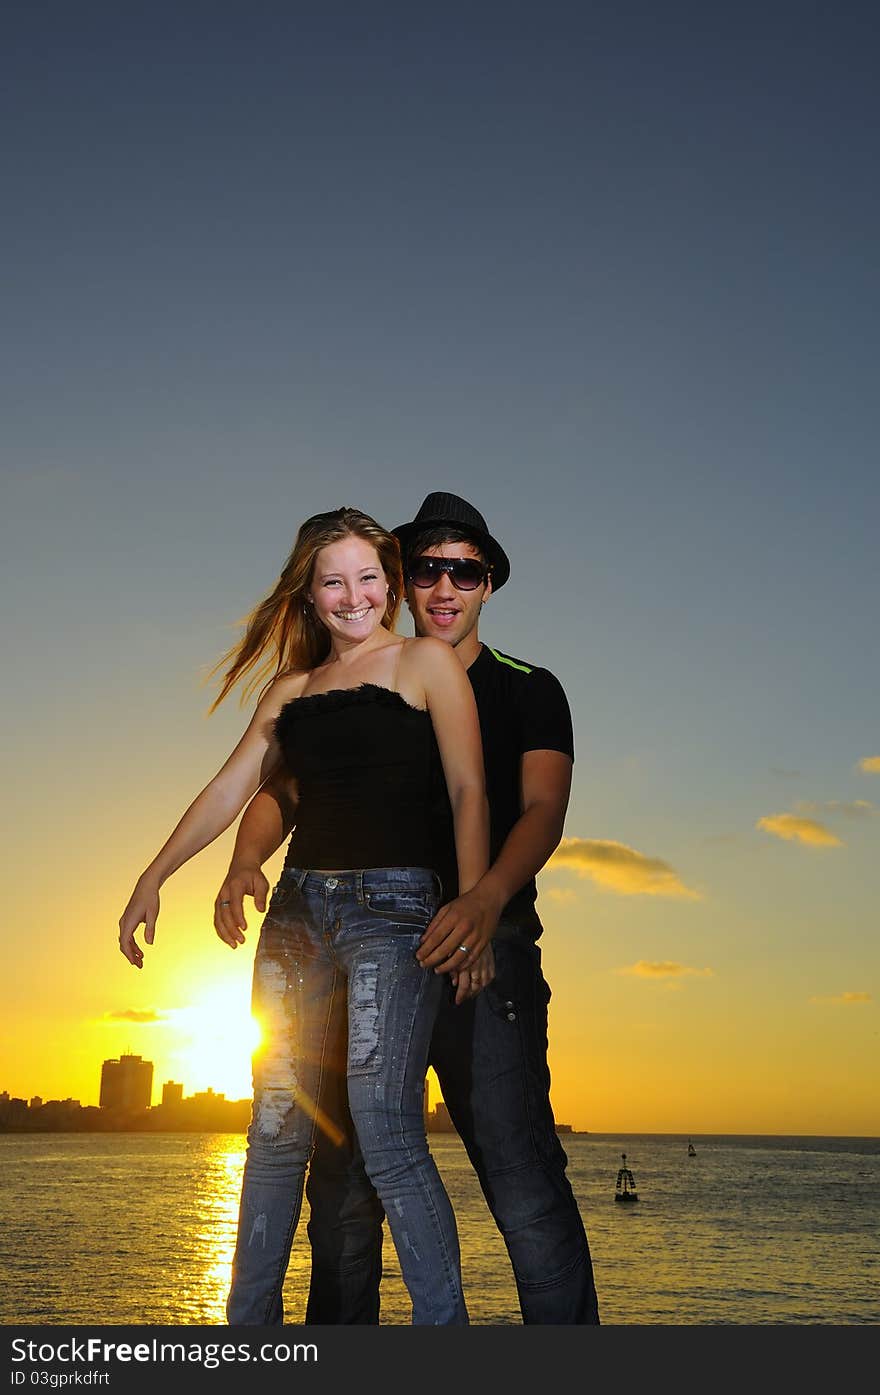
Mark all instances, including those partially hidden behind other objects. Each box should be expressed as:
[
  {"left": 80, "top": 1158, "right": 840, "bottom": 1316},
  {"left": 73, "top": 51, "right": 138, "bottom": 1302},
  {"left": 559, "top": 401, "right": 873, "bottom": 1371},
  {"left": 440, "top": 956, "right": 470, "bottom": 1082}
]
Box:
[{"left": 2, "top": 1, "right": 878, "bottom": 1131}]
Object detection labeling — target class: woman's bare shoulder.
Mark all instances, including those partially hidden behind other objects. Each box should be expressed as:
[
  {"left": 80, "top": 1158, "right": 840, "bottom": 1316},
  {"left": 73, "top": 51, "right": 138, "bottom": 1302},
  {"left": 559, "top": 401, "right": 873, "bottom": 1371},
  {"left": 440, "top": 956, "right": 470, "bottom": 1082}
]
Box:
[
  {"left": 398, "top": 636, "right": 463, "bottom": 691},
  {"left": 257, "top": 668, "right": 312, "bottom": 713},
  {"left": 398, "top": 635, "right": 453, "bottom": 666}
]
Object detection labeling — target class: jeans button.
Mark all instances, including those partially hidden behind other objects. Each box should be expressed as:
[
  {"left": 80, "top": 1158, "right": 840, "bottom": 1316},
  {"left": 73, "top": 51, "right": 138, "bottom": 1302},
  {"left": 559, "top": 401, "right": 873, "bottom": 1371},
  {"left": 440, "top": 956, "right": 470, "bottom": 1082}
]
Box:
[
  {"left": 506, "top": 1011, "right": 516, "bottom": 1021},
  {"left": 325, "top": 877, "right": 338, "bottom": 889}
]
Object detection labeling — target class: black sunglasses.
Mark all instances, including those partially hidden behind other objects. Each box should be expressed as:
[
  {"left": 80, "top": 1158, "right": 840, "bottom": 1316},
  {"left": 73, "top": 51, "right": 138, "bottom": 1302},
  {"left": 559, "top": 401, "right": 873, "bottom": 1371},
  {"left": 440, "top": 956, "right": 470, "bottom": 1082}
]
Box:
[{"left": 407, "top": 556, "right": 491, "bottom": 591}]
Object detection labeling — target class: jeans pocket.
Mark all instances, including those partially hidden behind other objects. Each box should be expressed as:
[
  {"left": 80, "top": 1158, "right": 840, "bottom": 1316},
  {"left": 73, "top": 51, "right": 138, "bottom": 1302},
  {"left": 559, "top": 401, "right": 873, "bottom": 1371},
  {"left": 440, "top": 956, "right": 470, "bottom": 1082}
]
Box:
[
  {"left": 267, "top": 874, "right": 303, "bottom": 914},
  {"left": 363, "top": 888, "right": 436, "bottom": 926},
  {"left": 483, "top": 947, "right": 523, "bottom": 1025},
  {"left": 268, "top": 884, "right": 290, "bottom": 912},
  {"left": 484, "top": 981, "right": 519, "bottom": 1026}
]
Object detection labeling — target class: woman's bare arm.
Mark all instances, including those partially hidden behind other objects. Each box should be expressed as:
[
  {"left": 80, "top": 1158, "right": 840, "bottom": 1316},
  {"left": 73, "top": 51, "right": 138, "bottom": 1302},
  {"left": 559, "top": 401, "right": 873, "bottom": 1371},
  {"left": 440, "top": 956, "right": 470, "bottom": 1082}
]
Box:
[
  {"left": 118, "top": 673, "right": 303, "bottom": 967},
  {"left": 407, "top": 638, "right": 490, "bottom": 972}
]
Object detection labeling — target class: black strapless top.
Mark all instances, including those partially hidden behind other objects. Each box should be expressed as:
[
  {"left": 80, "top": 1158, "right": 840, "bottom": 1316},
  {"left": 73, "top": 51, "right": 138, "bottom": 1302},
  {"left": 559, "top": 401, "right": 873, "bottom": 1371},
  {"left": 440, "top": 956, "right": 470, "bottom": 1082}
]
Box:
[{"left": 274, "top": 684, "right": 455, "bottom": 891}]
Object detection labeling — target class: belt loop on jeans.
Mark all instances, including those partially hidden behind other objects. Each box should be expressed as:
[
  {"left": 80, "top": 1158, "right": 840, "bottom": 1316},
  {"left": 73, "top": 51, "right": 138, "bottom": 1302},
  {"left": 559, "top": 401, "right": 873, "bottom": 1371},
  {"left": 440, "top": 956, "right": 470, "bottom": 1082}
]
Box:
[
  {"left": 355, "top": 871, "right": 365, "bottom": 903},
  {"left": 294, "top": 868, "right": 309, "bottom": 891}
]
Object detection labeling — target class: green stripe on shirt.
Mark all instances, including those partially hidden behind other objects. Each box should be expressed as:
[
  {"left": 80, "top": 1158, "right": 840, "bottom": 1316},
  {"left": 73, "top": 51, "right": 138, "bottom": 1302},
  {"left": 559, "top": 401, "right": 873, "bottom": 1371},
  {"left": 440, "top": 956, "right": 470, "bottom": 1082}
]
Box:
[{"left": 487, "top": 646, "right": 532, "bottom": 674}]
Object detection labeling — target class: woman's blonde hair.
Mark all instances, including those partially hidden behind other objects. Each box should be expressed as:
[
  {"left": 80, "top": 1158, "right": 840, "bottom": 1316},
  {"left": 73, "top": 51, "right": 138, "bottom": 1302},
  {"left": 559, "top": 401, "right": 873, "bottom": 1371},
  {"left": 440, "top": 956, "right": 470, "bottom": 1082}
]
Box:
[{"left": 208, "top": 506, "right": 404, "bottom": 711}]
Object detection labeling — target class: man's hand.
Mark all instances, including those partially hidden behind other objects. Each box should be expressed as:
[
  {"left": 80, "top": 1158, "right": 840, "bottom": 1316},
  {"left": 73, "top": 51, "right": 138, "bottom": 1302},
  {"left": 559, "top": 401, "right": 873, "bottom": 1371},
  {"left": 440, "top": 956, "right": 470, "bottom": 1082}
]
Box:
[
  {"left": 214, "top": 864, "right": 271, "bottom": 948},
  {"left": 450, "top": 941, "right": 495, "bottom": 1006},
  {"left": 416, "top": 882, "right": 503, "bottom": 975}
]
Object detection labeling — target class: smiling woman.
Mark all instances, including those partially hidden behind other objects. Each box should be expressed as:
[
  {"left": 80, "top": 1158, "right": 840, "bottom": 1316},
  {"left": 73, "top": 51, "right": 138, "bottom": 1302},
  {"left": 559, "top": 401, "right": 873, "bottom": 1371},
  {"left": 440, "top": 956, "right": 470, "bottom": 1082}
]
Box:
[{"left": 114, "top": 503, "right": 489, "bottom": 1327}]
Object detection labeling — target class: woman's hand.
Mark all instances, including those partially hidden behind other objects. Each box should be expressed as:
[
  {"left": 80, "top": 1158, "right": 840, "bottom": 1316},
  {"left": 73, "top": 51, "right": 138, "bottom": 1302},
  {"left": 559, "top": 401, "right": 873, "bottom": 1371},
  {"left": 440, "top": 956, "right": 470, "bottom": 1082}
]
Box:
[
  {"left": 450, "top": 941, "right": 495, "bottom": 1006},
  {"left": 118, "top": 876, "right": 161, "bottom": 968}
]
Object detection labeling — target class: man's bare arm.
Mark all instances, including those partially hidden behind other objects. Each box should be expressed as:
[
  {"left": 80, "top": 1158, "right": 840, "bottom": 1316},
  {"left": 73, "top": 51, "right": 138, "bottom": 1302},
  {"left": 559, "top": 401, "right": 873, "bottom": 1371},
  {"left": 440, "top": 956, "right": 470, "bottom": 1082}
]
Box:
[
  {"left": 416, "top": 749, "right": 572, "bottom": 971},
  {"left": 213, "top": 774, "right": 298, "bottom": 948}
]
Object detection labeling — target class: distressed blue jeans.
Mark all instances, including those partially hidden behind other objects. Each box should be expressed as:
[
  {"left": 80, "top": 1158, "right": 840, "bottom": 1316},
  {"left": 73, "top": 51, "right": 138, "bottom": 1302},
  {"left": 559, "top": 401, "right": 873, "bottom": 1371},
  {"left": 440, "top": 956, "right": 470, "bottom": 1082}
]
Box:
[
  {"left": 226, "top": 866, "right": 468, "bottom": 1326},
  {"left": 304, "top": 925, "right": 600, "bottom": 1324}
]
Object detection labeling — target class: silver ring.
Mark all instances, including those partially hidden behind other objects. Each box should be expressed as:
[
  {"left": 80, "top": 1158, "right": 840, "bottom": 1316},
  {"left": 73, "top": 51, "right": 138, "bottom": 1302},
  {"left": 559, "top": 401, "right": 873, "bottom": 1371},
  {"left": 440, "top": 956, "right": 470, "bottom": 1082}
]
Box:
[
  {"left": 219, "top": 900, "right": 231, "bottom": 906},
  {"left": 458, "top": 944, "right": 469, "bottom": 954}
]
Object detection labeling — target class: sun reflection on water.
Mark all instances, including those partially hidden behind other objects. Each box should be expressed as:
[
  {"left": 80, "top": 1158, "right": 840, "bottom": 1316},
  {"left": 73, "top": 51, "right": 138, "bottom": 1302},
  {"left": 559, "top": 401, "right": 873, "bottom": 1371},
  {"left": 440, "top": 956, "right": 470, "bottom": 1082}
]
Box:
[{"left": 192, "top": 1135, "right": 247, "bottom": 1322}]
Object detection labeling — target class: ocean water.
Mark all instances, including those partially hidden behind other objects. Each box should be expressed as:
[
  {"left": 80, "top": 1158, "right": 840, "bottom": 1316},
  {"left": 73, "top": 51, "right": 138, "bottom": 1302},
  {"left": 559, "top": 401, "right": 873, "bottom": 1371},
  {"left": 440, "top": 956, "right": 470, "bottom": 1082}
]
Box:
[{"left": 0, "top": 1132, "right": 877, "bottom": 1326}]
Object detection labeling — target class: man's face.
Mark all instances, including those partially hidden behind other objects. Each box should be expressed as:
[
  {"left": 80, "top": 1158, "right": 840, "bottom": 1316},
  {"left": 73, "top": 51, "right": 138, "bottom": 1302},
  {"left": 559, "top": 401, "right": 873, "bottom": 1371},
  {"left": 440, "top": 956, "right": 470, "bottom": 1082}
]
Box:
[{"left": 405, "top": 540, "right": 491, "bottom": 649}]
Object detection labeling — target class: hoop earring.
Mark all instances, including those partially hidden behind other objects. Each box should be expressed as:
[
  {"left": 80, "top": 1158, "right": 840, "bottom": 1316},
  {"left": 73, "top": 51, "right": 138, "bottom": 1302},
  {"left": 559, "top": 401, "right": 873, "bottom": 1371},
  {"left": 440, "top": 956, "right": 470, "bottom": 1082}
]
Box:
[{"left": 387, "top": 589, "right": 396, "bottom": 607}]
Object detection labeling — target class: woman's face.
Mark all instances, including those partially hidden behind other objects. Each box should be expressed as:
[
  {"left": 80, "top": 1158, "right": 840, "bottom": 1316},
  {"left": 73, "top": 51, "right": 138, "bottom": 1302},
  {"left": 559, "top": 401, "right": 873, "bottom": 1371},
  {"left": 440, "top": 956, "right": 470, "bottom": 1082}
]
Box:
[{"left": 308, "top": 534, "right": 389, "bottom": 647}]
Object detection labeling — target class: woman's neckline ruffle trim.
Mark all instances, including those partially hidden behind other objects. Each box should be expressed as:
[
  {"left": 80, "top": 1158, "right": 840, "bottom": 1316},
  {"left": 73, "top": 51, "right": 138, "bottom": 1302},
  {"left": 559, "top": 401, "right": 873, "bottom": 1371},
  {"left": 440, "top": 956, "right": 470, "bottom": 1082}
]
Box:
[{"left": 275, "top": 682, "right": 429, "bottom": 728}]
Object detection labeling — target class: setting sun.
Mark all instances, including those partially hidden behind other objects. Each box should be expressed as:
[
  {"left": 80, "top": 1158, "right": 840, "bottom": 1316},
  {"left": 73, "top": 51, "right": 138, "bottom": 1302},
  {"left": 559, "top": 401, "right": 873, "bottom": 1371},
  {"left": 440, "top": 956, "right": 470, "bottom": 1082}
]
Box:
[{"left": 164, "top": 981, "right": 261, "bottom": 1100}]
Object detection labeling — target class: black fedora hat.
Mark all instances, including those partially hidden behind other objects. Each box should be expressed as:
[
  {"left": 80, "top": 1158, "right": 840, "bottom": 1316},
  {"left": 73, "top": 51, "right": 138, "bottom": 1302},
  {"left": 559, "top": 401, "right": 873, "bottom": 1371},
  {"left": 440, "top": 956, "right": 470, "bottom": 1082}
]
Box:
[{"left": 392, "top": 492, "right": 510, "bottom": 590}]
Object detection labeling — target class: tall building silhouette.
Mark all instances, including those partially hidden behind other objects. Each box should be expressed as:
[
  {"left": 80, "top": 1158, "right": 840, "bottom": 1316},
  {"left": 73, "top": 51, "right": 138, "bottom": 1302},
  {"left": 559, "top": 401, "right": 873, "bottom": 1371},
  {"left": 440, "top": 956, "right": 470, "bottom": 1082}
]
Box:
[
  {"left": 430, "top": 1101, "right": 455, "bottom": 1132},
  {"left": 100, "top": 1054, "right": 153, "bottom": 1112}
]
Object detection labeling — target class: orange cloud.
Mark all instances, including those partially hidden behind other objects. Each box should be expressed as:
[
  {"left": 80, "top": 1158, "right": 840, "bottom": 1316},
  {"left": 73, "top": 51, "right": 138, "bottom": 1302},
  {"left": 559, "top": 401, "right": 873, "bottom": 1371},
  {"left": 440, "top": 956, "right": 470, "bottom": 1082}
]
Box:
[
  {"left": 617, "top": 961, "right": 714, "bottom": 979},
  {"left": 858, "top": 756, "right": 880, "bottom": 774},
  {"left": 808, "top": 992, "right": 872, "bottom": 1006},
  {"left": 756, "top": 813, "right": 842, "bottom": 847},
  {"left": 547, "top": 837, "right": 701, "bottom": 899},
  {"left": 103, "top": 1009, "right": 166, "bottom": 1024},
  {"left": 795, "top": 799, "right": 875, "bottom": 818}
]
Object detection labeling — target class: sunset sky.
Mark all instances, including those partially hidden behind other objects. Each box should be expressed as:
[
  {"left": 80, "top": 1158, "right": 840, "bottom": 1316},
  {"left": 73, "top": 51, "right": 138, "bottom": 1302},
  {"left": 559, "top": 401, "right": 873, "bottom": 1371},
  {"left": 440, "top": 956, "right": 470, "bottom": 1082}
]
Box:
[{"left": 3, "top": 2, "right": 878, "bottom": 1136}]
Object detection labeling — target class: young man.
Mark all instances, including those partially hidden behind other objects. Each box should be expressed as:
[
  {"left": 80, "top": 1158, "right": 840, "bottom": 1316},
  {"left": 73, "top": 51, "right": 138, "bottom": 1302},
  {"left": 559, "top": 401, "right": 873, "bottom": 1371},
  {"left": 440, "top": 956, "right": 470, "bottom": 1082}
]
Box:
[{"left": 215, "top": 492, "right": 600, "bottom": 1325}]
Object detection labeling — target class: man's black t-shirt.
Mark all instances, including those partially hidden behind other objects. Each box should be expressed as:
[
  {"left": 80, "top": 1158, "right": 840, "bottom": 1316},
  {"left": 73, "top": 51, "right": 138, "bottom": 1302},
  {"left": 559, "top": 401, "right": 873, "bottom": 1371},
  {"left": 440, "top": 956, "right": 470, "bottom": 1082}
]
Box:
[{"left": 433, "top": 643, "right": 574, "bottom": 937}]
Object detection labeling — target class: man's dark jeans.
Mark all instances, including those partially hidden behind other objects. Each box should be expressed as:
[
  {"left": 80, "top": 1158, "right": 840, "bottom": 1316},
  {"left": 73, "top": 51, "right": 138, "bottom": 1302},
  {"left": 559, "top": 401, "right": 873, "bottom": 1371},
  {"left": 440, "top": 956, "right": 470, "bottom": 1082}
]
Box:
[{"left": 304, "top": 927, "right": 600, "bottom": 1324}]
